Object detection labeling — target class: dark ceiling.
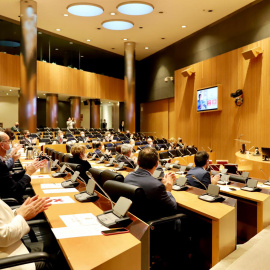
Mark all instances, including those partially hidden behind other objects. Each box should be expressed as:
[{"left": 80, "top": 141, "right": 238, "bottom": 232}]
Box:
[{"left": 0, "top": 18, "right": 124, "bottom": 79}]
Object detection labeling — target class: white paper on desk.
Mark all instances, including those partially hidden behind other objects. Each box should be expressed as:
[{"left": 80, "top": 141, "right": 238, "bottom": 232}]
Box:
[
  {"left": 41, "top": 183, "right": 63, "bottom": 189},
  {"left": 31, "top": 174, "right": 51, "bottom": 179},
  {"left": 52, "top": 225, "right": 105, "bottom": 239},
  {"left": 42, "top": 188, "right": 78, "bottom": 194},
  {"left": 218, "top": 185, "right": 240, "bottom": 191},
  {"left": 49, "top": 196, "right": 75, "bottom": 204},
  {"left": 258, "top": 184, "right": 270, "bottom": 188},
  {"left": 60, "top": 213, "right": 104, "bottom": 227}
]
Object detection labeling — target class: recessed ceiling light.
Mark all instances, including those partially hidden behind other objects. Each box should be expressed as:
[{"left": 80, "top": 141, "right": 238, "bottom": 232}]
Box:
[
  {"left": 43, "top": 94, "right": 46, "bottom": 95},
  {"left": 81, "top": 55, "right": 84, "bottom": 57},
  {"left": 9, "top": 89, "right": 12, "bottom": 91},
  {"left": 159, "top": 11, "right": 163, "bottom": 14},
  {"left": 38, "top": 96, "right": 39, "bottom": 98},
  {"left": 161, "top": 37, "right": 165, "bottom": 40},
  {"left": 87, "top": 39, "right": 91, "bottom": 42},
  {"left": 110, "top": 12, "right": 116, "bottom": 15},
  {"left": 56, "top": 29, "right": 61, "bottom": 31},
  {"left": 69, "top": 42, "right": 73, "bottom": 44},
  {"left": 117, "top": 2, "right": 154, "bottom": 15},
  {"left": 67, "top": 3, "right": 104, "bottom": 17},
  {"left": 139, "top": 26, "right": 143, "bottom": 29},
  {"left": 38, "top": 31, "right": 42, "bottom": 35},
  {"left": 123, "top": 38, "right": 128, "bottom": 41},
  {"left": 145, "top": 47, "right": 149, "bottom": 49},
  {"left": 97, "top": 28, "right": 101, "bottom": 30},
  {"left": 64, "top": 14, "right": 68, "bottom": 16},
  {"left": 55, "top": 48, "right": 58, "bottom": 50},
  {"left": 102, "top": 20, "right": 134, "bottom": 30},
  {"left": 182, "top": 25, "right": 186, "bottom": 28}
]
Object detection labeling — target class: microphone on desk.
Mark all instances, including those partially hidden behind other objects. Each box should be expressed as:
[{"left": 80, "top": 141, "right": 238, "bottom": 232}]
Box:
[
  {"left": 191, "top": 175, "right": 207, "bottom": 190},
  {"left": 65, "top": 164, "right": 87, "bottom": 185},
  {"left": 156, "top": 144, "right": 161, "bottom": 150},
  {"left": 123, "top": 155, "right": 135, "bottom": 169},
  {"left": 260, "top": 168, "right": 268, "bottom": 180},
  {"left": 208, "top": 146, "right": 213, "bottom": 153},
  {"left": 193, "top": 146, "right": 198, "bottom": 153},
  {"left": 186, "top": 148, "right": 192, "bottom": 156},
  {"left": 86, "top": 171, "right": 113, "bottom": 209},
  {"left": 168, "top": 151, "right": 175, "bottom": 158}
]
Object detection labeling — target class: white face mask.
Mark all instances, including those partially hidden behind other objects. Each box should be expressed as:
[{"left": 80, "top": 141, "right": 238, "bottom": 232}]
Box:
[
  {"left": 6, "top": 143, "right": 12, "bottom": 155},
  {"left": 81, "top": 134, "right": 85, "bottom": 137},
  {"left": 101, "top": 145, "right": 105, "bottom": 150},
  {"left": 60, "top": 135, "right": 63, "bottom": 139}
]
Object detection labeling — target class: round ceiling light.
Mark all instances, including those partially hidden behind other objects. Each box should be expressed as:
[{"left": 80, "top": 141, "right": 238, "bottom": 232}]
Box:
[
  {"left": 102, "top": 20, "right": 134, "bottom": 30},
  {"left": 67, "top": 3, "right": 104, "bottom": 17},
  {"left": 117, "top": 2, "right": 154, "bottom": 15}
]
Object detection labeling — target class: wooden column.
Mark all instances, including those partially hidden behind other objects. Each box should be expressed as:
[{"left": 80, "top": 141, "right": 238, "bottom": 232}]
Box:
[
  {"left": 90, "top": 99, "right": 100, "bottom": 128},
  {"left": 46, "top": 94, "right": 58, "bottom": 128},
  {"left": 19, "top": 0, "right": 37, "bottom": 132},
  {"left": 70, "top": 97, "right": 81, "bottom": 128},
  {"left": 124, "top": 42, "right": 136, "bottom": 132}
]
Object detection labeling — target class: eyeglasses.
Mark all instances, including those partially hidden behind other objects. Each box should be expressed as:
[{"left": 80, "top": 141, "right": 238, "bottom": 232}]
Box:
[{"left": 2, "top": 140, "right": 10, "bottom": 144}]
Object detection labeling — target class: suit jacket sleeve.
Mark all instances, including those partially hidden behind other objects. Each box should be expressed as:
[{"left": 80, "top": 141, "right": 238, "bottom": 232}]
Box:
[
  {"left": 157, "top": 184, "right": 177, "bottom": 213},
  {"left": 201, "top": 171, "right": 211, "bottom": 188}
]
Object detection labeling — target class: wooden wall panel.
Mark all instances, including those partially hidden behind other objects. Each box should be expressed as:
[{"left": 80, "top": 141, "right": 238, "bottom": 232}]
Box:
[
  {"left": 0, "top": 53, "right": 124, "bottom": 101},
  {"left": 174, "top": 39, "right": 270, "bottom": 162},
  {"left": 140, "top": 99, "right": 169, "bottom": 139},
  {"left": 0, "top": 53, "right": 20, "bottom": 87}
]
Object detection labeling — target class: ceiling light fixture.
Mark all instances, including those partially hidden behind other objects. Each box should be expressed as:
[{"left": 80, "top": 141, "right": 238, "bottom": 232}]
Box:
[
  {"left": 56, "top": 29, "right": 61, "bottom": 31},
  {"left": 102, "top": 20, "right": 134, "bottom": 30},
  {"left": 145, "top": 47, "right": 149, "bottom": 49},
  {"left": 64, "top": 14, "right": 68, "bottom": 16},
  {"left": 67, "top": 3, "right": 104, "bottom": 17},
  {"left": 110, "top": 12, "right": 116, "bottom": 15},
  {"left": 117, "top": 2, "right": 154, "bottom": 15},
  {"left": 55, "top": 48, "right": 58, "bottom": 50},
  {"left": 123, "top": 38, "right": 128, "bottom": 41},
  {"left": 182, "top": 25, "right": 186, "bottom": 28},
  {"left": 87, "top": 39, "right": 91, "bottom": 42}
]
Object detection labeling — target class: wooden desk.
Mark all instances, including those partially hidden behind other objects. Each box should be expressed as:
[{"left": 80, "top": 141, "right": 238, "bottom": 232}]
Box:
[
  {"left": 172, "top": 187, "right": 236, "bottom": 269},
  {"left": 218, "top": 180, "right": 270, "bottom": 242},
  {"left": 26, "top": 164, "right": 149, "bottom": 270},
  {"left": 235, "top": 151, "right": 270, "bottom": 178}
]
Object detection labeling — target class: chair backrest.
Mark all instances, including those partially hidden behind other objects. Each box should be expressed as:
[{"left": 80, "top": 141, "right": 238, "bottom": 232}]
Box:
[
  {"left": 54, "top": 151, "right": 60, "bottom": 160},
  {"left": 66, "top": 144, "right": 73, "bottom": 153},
  {"left": 106, "top": 147, "right": 116, "bottom": 155},
  {"left": 224, "top": 163, "right": 238, "bottom": 174},
  {"left": 103, "top": 180, "right": 147, "bottom": 221},
  {"left": 159, "top": 151, "right": 169, "bottom": 159},
  {"left": 63, "top": 153, "right": 73, "bottom": 163},
  {"left": 168, "top": 149, "right": 177, "bottom": 157},
  {"left": 100, "top": 169, "right": 124, "bottom": 187},
  {"left": 89, "top": 168, "right": 103, "bottom": 185},
  {"left": 176, "top": 149, "right": 185, "bottom": 157},
  {"left": 58, "top": 152, "right": 65, "bottom": 163}
]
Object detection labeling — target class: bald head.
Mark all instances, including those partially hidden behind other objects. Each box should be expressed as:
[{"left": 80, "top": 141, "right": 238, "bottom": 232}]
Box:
[{"left": 0, "top": 132, "right": 8, "bottom": 142}]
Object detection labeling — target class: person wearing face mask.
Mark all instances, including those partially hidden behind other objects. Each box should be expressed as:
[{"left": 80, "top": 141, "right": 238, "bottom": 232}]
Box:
[
  {"left": 56, "top": 131, "right": 64, "bottom": 144},
  {"left": 0, "top": 132, "right": 47, "bottom": 203},
  {"left": 21, "top": 130, "right": 37, "bottom": 146},
  {"left": 77, "top": 131, "right": 89, "bottom": 143},
  {"left": 11, "top": 122, "right": 20, "bottom": 133}
]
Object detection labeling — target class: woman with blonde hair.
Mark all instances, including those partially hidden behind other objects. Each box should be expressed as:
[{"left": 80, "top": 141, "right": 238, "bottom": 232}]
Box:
[{"left": 70, "top": 144, "right": 91, "bottom": 182}]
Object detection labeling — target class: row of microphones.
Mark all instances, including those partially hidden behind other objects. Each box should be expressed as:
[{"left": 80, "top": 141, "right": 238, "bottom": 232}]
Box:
[{"left": 186, "top": 148, "right": 192, "bottom": 155}]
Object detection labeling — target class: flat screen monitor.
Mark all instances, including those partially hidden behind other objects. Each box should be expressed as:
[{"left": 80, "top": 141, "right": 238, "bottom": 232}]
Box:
[{"left": 197, "top": 85, "right": 222, "bottom": 112}]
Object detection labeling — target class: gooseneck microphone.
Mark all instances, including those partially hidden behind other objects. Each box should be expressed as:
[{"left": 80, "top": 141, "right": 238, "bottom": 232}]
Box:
[
  {"left": 191, "top": 175, "right": 207, "bottom": 190},
  {"left": 248, "top": 146, "right": 255, "bottom": 151},
  {"left": 86, "top": 171, "right": 114, "bottom": 209},
  {"left": 207, "top": 146, "right": 213, "bottom": 152},
  {"left": 186, "top": 148, "right": 192, "bottom": 155},
  {"left": 260, "top": 168, "right": 268, "bottom": 180},
  {"left": 123, "top": 155, "right": 135, "bottom": 169},
  {"left": 65, "top": 164, "right": 87, "bottom": 185}
]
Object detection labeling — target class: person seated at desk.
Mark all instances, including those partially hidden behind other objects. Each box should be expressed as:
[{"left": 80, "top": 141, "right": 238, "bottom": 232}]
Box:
[
  {"left": 117, "top": 144, "right": 137, "bottom": 169},
  {"left": 94, "top": 142, "right": 103, "bottom": 157},
  {"left": 55, "top": 131, "right": 65, "bottom": 144},
  {"left": 70, "top": 144, "right": 91, "bottom": 182},
  {"left": 104, "top": 131, "right": 112, "bottom": 142},
  {"left": 0, "top": 131, "right": 47, "bottom": 203},
  {"left": 11, "top": 122, "right": 20, "bottom": 133},
  {"left": 147, "top": 138, "right": 155, "bottom": 148},
  {"left": 0, "top": 195, "right": 52, "bottom": 270},
  {"left": 176, "top": 137, "right": 184, "bottom": 148},
  {"left": 124, "top": 147, "right": 177, "bottom": 221},
  {"left": 21, "top": 130, "right": 37, "bottom": 146},
  {"left": 77, "top": 131, "right": 90, "bottom": 143},
  {"left": 186, "top": 150, "right": 220, "bottom": 190},
  {"left": 168, "top": 137, "right": 176, "bottom": 150},
  {"left": 129, "top": 139, "right": 136, "bottom": 153}
]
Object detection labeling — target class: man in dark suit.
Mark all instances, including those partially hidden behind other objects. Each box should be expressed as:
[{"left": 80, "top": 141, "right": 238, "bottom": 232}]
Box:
[
  {"left": 55, "top": 131, "right": 65, "bottom": 144},
  {"left": 186, "top": 151, "right": 220, "bottom": 190},
  {"left": 77, "top": 131, "right": 90, "bottom": 143},
  {"left": 0, "top": 132, "right": 47, "bottom": 203},
  {"left": 124, "top": 147, "right": 177, "bottom": 222},
  {"left": 117, "top": 144, "right": 136, "bottom": 169}
]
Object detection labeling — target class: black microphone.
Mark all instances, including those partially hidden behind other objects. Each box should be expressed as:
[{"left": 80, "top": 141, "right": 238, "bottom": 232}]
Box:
[
  {"left": 186, "top": 148, "right": 192, "bottom": 155},
  {"left": 168, "top": 151, "right": 174, "bottom": 158},
  {"left": 122, "top": 155, "right": 135, "bottom": 169},
  {"left": 191, "top": 175, "right": 207, "bottom": 190},
  {"left": 86, "top": 171, "right": 113, "bottom": 209},
  {"left": 208, "top": 146, "right": 213, "bottom": 152}
]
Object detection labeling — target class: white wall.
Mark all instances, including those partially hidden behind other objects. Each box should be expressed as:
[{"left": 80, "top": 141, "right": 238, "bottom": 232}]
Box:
[
  {"left": 100, "top": 104, "right": 112, "bottom": 129},
  {"left": 81, "top": 102, "right": 90, "bottom": 128},
  {"left": 0, "top": 96, "right": 19, "bottom": 128}
]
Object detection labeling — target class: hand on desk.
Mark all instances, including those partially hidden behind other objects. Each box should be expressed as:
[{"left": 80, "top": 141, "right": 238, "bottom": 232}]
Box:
[
  {"left": 17, "top": 195, "right": 52, "bottom": 221},
  {"left": 211, "top": 174, "right": 220, "bottom": 185},
  {"left": 162, "top": 172, "right": 176, "bottom": 192}
]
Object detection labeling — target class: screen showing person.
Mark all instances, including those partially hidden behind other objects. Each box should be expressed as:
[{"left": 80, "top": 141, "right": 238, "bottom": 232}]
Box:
[{"left": 197, "top": 86, "right": 218, "bottom": 112}]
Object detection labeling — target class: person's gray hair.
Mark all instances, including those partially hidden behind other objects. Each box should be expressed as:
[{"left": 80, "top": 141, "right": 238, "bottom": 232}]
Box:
[
  {"left": 121, "top": 144, "right": 133, "bottom": 155},
  {"left": 0, "top": 132, "right": 7, "bottom": 142}
]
